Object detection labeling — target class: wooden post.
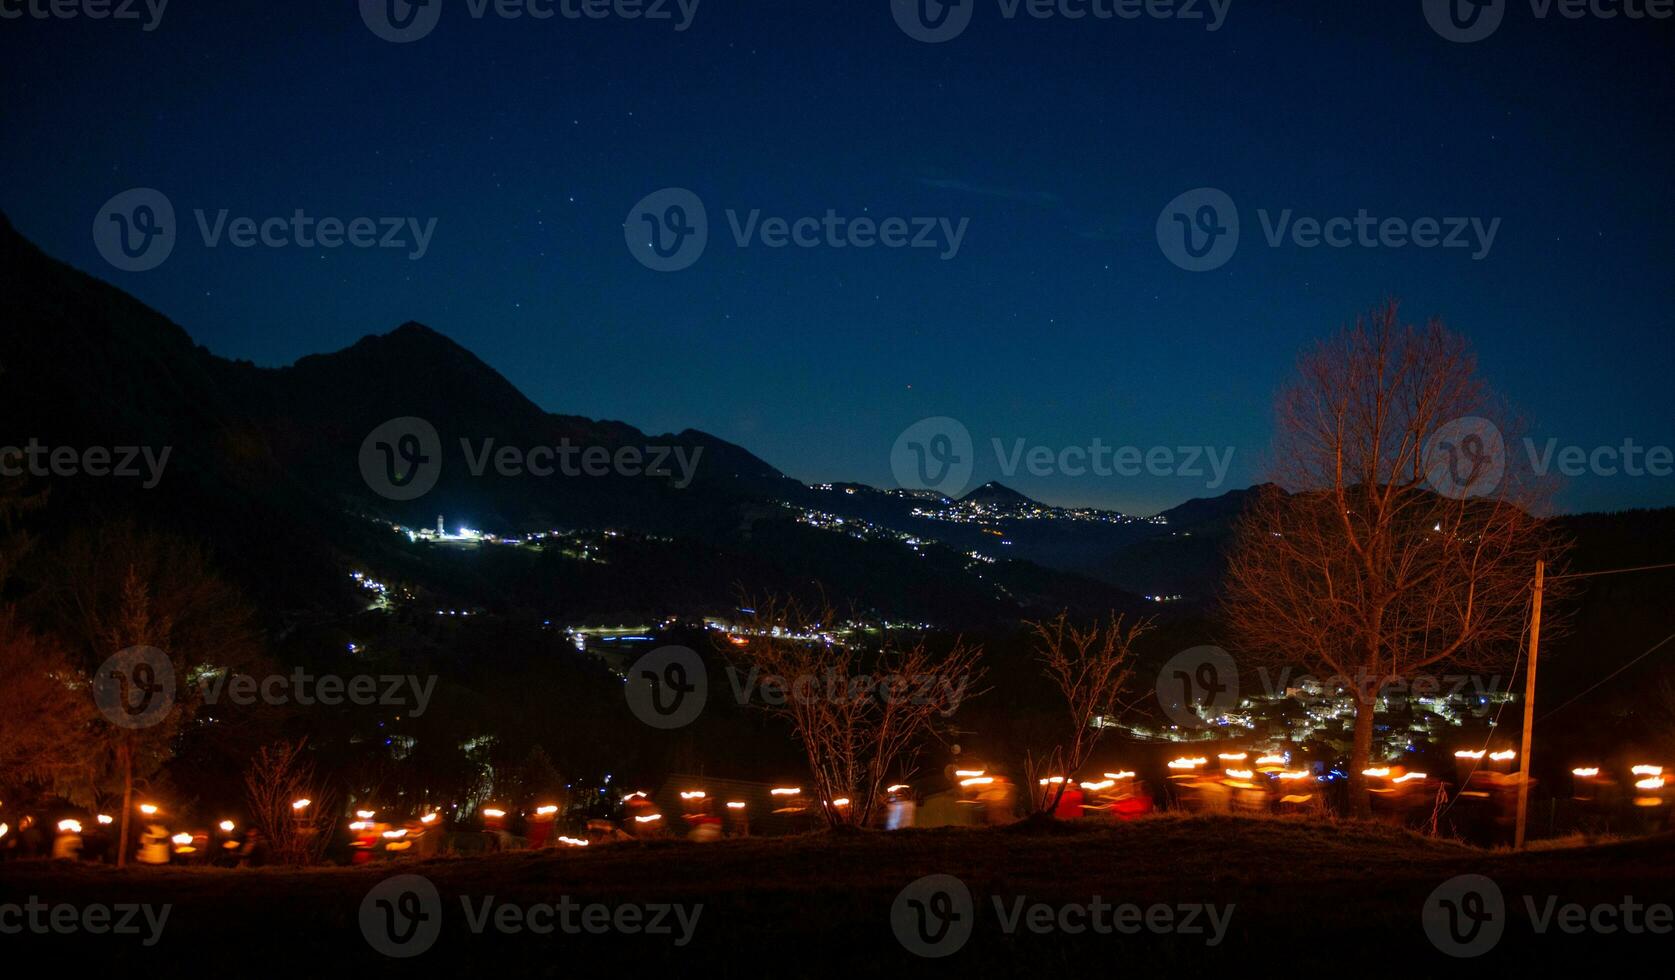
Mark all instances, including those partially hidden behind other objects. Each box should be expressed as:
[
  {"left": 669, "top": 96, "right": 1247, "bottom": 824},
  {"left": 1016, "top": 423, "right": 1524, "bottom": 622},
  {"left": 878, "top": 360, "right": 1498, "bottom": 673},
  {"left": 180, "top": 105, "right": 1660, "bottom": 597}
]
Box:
[{"left": 1515, "top": 559, "right": 1545, "bottom": 849}]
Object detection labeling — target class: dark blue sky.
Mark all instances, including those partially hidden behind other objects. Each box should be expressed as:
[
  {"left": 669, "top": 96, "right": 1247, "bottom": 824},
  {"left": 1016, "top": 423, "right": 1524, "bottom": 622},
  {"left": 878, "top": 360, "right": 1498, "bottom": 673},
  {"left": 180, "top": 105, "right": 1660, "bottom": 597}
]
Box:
[{"left": 3, "top": 0, "right": 1671, "bottom": 514}]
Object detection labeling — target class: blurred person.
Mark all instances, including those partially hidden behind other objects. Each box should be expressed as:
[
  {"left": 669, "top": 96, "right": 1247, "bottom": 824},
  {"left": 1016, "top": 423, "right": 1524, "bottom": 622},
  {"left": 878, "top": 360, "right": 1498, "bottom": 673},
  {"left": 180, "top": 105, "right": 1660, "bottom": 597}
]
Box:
[
  {"left": 238, "top": 828, "right": 268, "bottom": 868},
  {"left": 1053, "top": 781, "right": 1086, "bottom": 820},
  {"left": 884, "top": 785, "right": 916, "bottom": 830},
  {"left": 527, "top": 806, "right": 558, "bottom": 849},
  {"left": 978, "top": 775, "right": 1017, "bottom": 825},
  {"left": 137, "top": 822, "right": 172, "bottom": 865},
  {"left": 51, "top": 818, "right": 83, "bottom": 861}
]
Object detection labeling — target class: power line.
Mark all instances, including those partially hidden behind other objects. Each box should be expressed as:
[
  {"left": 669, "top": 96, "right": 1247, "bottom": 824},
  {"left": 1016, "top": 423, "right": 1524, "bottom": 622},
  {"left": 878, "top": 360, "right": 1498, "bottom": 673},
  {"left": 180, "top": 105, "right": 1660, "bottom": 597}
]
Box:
[
  {"left": 1549, "top": 560, "right": 1675, "bottom": 581},
  {"left": 1538, "top": 629, "right": 1675, "bottom": 722}
]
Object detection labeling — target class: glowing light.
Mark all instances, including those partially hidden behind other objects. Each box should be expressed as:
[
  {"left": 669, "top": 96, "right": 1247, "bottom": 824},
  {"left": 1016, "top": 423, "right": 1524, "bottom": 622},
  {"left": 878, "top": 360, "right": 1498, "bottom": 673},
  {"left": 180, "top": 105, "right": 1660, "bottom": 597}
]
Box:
[
  {"left": 1394, "top": 772, "right": 1428, "bottom": 783},
  {"left": 383, "top": 829, "right": 408, "bottom": 840},
  {"left": 634, "top": 814, "right": 661, "bottom": 823},
  {"left": 1218, "top": 752, "right": 1248, "bottom": 761},
  {"left": 535, "top": 805, "right": 558, "bottom": 816},
  {"left": 1256, "top": 755, "right": 1287, "bottom": 766},
  {"left": 954, "top": 769, "right": 986, "bottom": 778},
  {"left": 218, "top": 820, "right": 235, "bottom": 832},
  {"left": 97, "top": 814, "right": 114, "bottom": 825},
  {"left": 1636, "top": 776, "right": 1666, "bottom": 791},
  {"left": 1632, "top": 765, "right": 1663, "bottom": 777},
  {"left": 886, "top": 784, "right": 910, "bottom": 792},
  {"left": 0, "top": 824, "right": 9, "bottom": 839},
  {"left": 349, "top": 821, "right": 371, "bottom": 832},
  {"left": 680, "top": 791, "right": 707, "bottom": 800},
  {"left": 726, "top": 801, "right": 746, "bottom": 810},
  {"left": 1168, "top": 757, "right": 1208, "bottom": 770},
  {"left": 1277, "top": 771, "right": 1310, "bottom": 780},
  {"left": 139, "top": 803, "right": 160, "bottom": 815},
  {"left": 482, "top": 808, "right": 506, "bottom": 819},
  {"left": 1489, "top": 750, "right": 1517, "bottom": 762},
  {"left": 291, "top": 799, "right": 311, "bottom": 811},
  {"left": 960, "top": 776, "right": 994, "bottom": 787},
  {"left": 1572, "top": 768, "right": 1600, "bottom": 778},
  {"left": 171, "top": 833, "right": 193, "bottom": 846},
  {"left": 1080, "top": 780, "right": 1115, "bottom": 791},
  {"left": 421, "top": 812, "right": 439, "bottom": 824},
  {"left": 1362, "top": 768, "right": 1392, "bottom": 778},
  {"left": 770, "top": 787, "right": 801, "bottom": 796},
  {"left": 1454, "top": 750, "right": 1486, "bottom": 760},
  {"left": 558, "top": 836, "right": 589, "bottom": 847},
  {"left": 1224, "top": 769, "right": 1254, "bottom": 780},
  {"left": 58, "top": 819, "right": 82, "bottom": 834},
  {"left": 356, "top": 810, "right": 376, "bottom": 820},
  {"left": 1103, "top": 771, "right": 1136, "bottom": 780},
  {"left": 623, "top": 791, "right": 648, "bottom": 800},
  {"left": 832, "top": 798, "right": 851, "bottom": 807}
]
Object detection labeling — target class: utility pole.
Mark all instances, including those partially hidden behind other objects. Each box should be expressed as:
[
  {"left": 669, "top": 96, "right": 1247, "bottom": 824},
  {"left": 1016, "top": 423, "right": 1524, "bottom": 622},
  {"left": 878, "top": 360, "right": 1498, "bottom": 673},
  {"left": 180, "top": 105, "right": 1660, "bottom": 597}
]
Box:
[{"left": 1515, "top": 559, "right": 1545, "bottom": 849}]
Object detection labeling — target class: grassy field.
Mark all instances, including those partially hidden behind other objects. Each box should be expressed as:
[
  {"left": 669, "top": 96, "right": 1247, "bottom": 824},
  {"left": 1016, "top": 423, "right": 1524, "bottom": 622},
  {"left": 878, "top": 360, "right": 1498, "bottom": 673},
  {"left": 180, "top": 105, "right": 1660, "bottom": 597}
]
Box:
[{"left": 4, "top": 815, "right": 1673, "bottom": 974}]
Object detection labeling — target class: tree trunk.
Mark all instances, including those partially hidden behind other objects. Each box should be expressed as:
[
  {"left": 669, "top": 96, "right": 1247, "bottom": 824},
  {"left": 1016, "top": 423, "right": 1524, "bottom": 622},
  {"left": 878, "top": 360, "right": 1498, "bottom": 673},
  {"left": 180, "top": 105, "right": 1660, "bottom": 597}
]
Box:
[
  {"left": 117, "top": 738, "right": 133, "bottom": 869},
  {"left": 1348, "top": 695, "right": 1375, "bottom": 820}
]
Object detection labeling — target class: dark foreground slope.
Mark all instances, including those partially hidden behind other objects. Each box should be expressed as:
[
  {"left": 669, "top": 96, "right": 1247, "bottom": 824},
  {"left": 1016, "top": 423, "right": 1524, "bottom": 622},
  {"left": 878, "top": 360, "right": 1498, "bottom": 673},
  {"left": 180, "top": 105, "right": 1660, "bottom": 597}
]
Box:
[{"left": 4, "top": 816, "right": 1672, "bottom": 975}]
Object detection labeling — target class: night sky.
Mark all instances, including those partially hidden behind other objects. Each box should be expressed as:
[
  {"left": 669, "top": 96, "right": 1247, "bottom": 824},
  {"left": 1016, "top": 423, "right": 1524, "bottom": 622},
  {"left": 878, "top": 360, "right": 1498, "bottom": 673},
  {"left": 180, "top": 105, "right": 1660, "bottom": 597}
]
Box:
[{"left": 3, "top": 0, "right": 1671, "bottom": 515}]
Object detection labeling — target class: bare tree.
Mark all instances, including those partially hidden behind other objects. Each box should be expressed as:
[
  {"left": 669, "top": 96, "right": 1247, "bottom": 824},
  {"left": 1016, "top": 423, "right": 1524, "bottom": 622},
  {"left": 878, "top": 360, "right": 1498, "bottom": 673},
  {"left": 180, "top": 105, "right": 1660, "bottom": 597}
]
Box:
[
  {"left": 44, "top": 521, "right": 261, "bottom": 865},
  {"left": 0, "top": 609, "right": 97, "bottom": 798},
  {"left": 1024, "top": 611, "right": 1150, "bottom": 815},
  {"left": 244, "top": 740, "right": 335, "bottom": 865},
  {"left": 725, "top": 594, "right": 985, "bottom": 828},
  {"left": 1222, "top": 302, "right": 1565, "bottom": 817},
  {"left": 0, "top": 470, "right": 44, "bottom": 591},
  {"left": 0, "top": 477, "right": 90, "bottom": 799}
]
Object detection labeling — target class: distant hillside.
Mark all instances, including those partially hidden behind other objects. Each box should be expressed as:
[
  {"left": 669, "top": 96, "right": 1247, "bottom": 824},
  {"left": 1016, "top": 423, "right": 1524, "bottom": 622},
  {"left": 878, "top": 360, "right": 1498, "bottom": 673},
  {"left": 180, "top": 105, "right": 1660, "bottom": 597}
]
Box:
[
  {"left": 1095, "top": 485, "right": 1272, "bottom": 600},
  {"left": 0, "top": 213, "right": 1146, "bottom": 626}
]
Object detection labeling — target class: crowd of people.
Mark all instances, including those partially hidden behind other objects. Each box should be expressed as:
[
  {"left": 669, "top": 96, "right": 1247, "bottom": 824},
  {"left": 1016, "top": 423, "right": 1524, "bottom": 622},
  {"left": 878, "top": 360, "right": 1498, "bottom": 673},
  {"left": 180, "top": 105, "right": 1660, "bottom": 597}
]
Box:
[{"left": 2, "top": 749, "right": 1666, "bottom": 866}]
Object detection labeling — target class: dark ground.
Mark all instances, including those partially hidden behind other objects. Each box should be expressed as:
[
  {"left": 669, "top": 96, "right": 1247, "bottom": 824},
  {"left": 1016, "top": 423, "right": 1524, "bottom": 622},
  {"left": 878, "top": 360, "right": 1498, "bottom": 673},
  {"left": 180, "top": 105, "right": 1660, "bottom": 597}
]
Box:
[{"left": 3, "top": 815, "right": 1672, "bottom": 976}]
